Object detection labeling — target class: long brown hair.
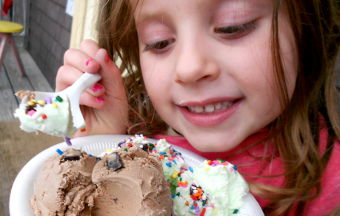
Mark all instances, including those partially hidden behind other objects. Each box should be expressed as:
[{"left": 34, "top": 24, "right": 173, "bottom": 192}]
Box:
[
  {"left": 97, "top": 0, "right": 340, "bottom": 215},
  {"left": 254, "top": 1, "right": 340, "bottom": 215}
]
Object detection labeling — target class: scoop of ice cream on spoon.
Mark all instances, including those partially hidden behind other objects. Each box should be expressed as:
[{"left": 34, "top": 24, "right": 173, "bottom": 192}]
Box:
[{"left": 14, "top": 72, "right": 101, "bottom": 137}]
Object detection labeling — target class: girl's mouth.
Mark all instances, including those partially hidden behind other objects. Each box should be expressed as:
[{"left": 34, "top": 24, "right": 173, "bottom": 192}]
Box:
[
  {"left": 178, "top": 99, "right": 241, "bottom": 126},
  {"left": 186, "top": 101, "right": 234, "bottom": 114}
]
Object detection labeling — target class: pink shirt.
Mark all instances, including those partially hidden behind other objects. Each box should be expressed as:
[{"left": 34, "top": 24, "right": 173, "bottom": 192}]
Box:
[{"left": 154, "top": 127, "right": 340, "bottom": 215}]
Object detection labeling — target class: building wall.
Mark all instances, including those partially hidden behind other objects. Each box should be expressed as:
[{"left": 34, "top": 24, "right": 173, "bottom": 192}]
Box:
[{"left": 26, "top": 0, "right": 72, "bottom": 89}]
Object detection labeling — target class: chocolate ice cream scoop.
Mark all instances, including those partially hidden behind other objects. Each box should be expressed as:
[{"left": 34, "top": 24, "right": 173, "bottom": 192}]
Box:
[
  {"left": 92, "top": 145, "right": 172, "bottom": 216},
  {"left": 31, "top": 149, "right": 97, "bottom": 215}
]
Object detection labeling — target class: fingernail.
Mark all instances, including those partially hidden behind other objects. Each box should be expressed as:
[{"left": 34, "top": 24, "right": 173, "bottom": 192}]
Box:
[
  {"left": 96, "top": 97, "right": 105, "bottom": 103},
  {"left": 92, "top": 84, "right": 103, "bottom": 92},
  {"left": 85, "top": 58, "right": 93, "bottom": 66},
  {"left": 105, "top": 53, "right": 111, "bottom": 62}
]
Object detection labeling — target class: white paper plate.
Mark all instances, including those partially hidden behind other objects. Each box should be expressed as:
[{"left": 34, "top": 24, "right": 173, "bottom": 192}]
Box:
[{"left": 10, "top": 135, "right": 263, "bottom": 216}]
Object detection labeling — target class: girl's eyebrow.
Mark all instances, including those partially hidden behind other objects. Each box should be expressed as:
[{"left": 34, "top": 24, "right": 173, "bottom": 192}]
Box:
[
  {"left": 134, "top": 0, "right": 222, "bottom": 25},
  {"left": 135, "top": 12, "right": 164, "bottom": 26},
  {"left": 134, "top": 0, "right": 170, "bottom": 27},
  {"left": 135, "top": 0, "right": 262, "bottom": 27}
]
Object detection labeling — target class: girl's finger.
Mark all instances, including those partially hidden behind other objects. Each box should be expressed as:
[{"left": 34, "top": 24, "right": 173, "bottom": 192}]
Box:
[
  {"left": 79, "top": 92, "right": 106, "bottom": 109},
  {"left": 94, "top": 49, "right": 126, "bottom": 98},
  {"left": 85, "top": 83, "right": 106, "bottom": 97},
  {"left": 55, "top": 65, "right": 83, "bottom": 91},
  {"left": 56, "top": 65, "right": 106, "bottom": 97},
  {"left": 63, "top": 48, "right": 101, "bottom": 73},
  {"left": 80, "top": 39, "right": 100, "bottom": 57}
]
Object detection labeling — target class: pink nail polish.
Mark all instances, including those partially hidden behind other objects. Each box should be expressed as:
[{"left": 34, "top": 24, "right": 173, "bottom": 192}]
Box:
[
  {"left": 96, "top": 97, "right": 105, "bottom": 103},
  {"left": 92, "top": 84, "right": 103, "bottom": 92},
  {"left": 85, "top": 58, "right": 93, "bottom": 66},
  {"left": 105, "top": 53, "right": 111, "bottom": 62}
]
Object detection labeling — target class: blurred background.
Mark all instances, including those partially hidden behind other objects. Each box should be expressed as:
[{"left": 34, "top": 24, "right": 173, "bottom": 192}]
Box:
[{"left": 0, "top": 1, "right": 98, "bottom": 215}]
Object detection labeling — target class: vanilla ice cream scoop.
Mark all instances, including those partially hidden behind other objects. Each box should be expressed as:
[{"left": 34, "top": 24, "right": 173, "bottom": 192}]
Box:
[
  {"left": 14, "top": 72, "right": 101, "bottom": 137},
  {"left": 173, "top": 160, "right": 264, "bottom": 216}
]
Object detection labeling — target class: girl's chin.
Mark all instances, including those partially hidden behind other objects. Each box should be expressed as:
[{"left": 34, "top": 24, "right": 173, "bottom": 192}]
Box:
[{"left": 188, "top": 137, "right": 240, "bottom": 153}]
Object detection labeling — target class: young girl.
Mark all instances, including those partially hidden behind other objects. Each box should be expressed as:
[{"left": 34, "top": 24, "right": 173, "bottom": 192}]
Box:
[{"left": 56, "top": 0, "right": 340, "bottom": 215}]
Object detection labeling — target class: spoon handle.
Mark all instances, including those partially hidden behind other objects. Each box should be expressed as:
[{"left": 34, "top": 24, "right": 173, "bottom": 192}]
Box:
[
  {"left": 63, "top": 72, "right": 102, "bottom": 129},
  {"left": 64, "top": 72, "right": 102, "bottom": 96}
]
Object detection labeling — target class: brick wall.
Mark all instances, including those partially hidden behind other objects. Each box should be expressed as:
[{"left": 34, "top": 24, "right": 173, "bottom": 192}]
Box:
[{"left": 26, "top": 0, "right": 72, "bottom": 89}]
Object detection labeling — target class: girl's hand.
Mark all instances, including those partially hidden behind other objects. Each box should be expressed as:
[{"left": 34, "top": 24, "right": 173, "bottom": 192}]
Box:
[{"left": 56, "top": 40, "right": 129, "bottom": 136}]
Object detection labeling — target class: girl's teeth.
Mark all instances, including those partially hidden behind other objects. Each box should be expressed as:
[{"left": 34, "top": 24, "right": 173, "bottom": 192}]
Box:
[
  {"left": 188, "top": 101, "right": 233, "bottom": 113},
  {"left": 205, "top": 104, "right": 214, "bottom": 113},
  {"left": 192, "top": 106, "right": 203, "bottom": 113},
  {"left": 215, "top": 102, "right": 222, "bottom": 110}
]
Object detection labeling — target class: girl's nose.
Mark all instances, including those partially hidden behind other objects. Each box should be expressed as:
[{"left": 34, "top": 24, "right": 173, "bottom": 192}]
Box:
[{"left": 174, "top": 42, "right": 220, "bottom": 84}]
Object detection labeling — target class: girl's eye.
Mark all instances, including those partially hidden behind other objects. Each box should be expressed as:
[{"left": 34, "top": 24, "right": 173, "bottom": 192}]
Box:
[
  {"left": 144, "top": 39, "right": 175, "bottom": 52},
  {"left": 214, "top": 20, "right": 257, "bottom": 39}
]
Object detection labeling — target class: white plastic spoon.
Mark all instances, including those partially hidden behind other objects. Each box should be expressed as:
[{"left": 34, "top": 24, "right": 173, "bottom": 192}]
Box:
[{"left": 14, "top": 72, "right": 101, "bottom": 137}]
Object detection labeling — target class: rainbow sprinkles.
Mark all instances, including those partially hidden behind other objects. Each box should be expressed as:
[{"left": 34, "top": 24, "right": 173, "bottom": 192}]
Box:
[
  {"left": 109, "top": 135, "right": 254, "bottom": 216},
  {"left": 14, "top": 91, "right": 77, "bottom": 137}
]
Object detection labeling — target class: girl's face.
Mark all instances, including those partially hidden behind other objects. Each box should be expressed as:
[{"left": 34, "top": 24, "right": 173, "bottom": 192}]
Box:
[{"left": 133, "top": 0, "right": 297, "bottom": 152}]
